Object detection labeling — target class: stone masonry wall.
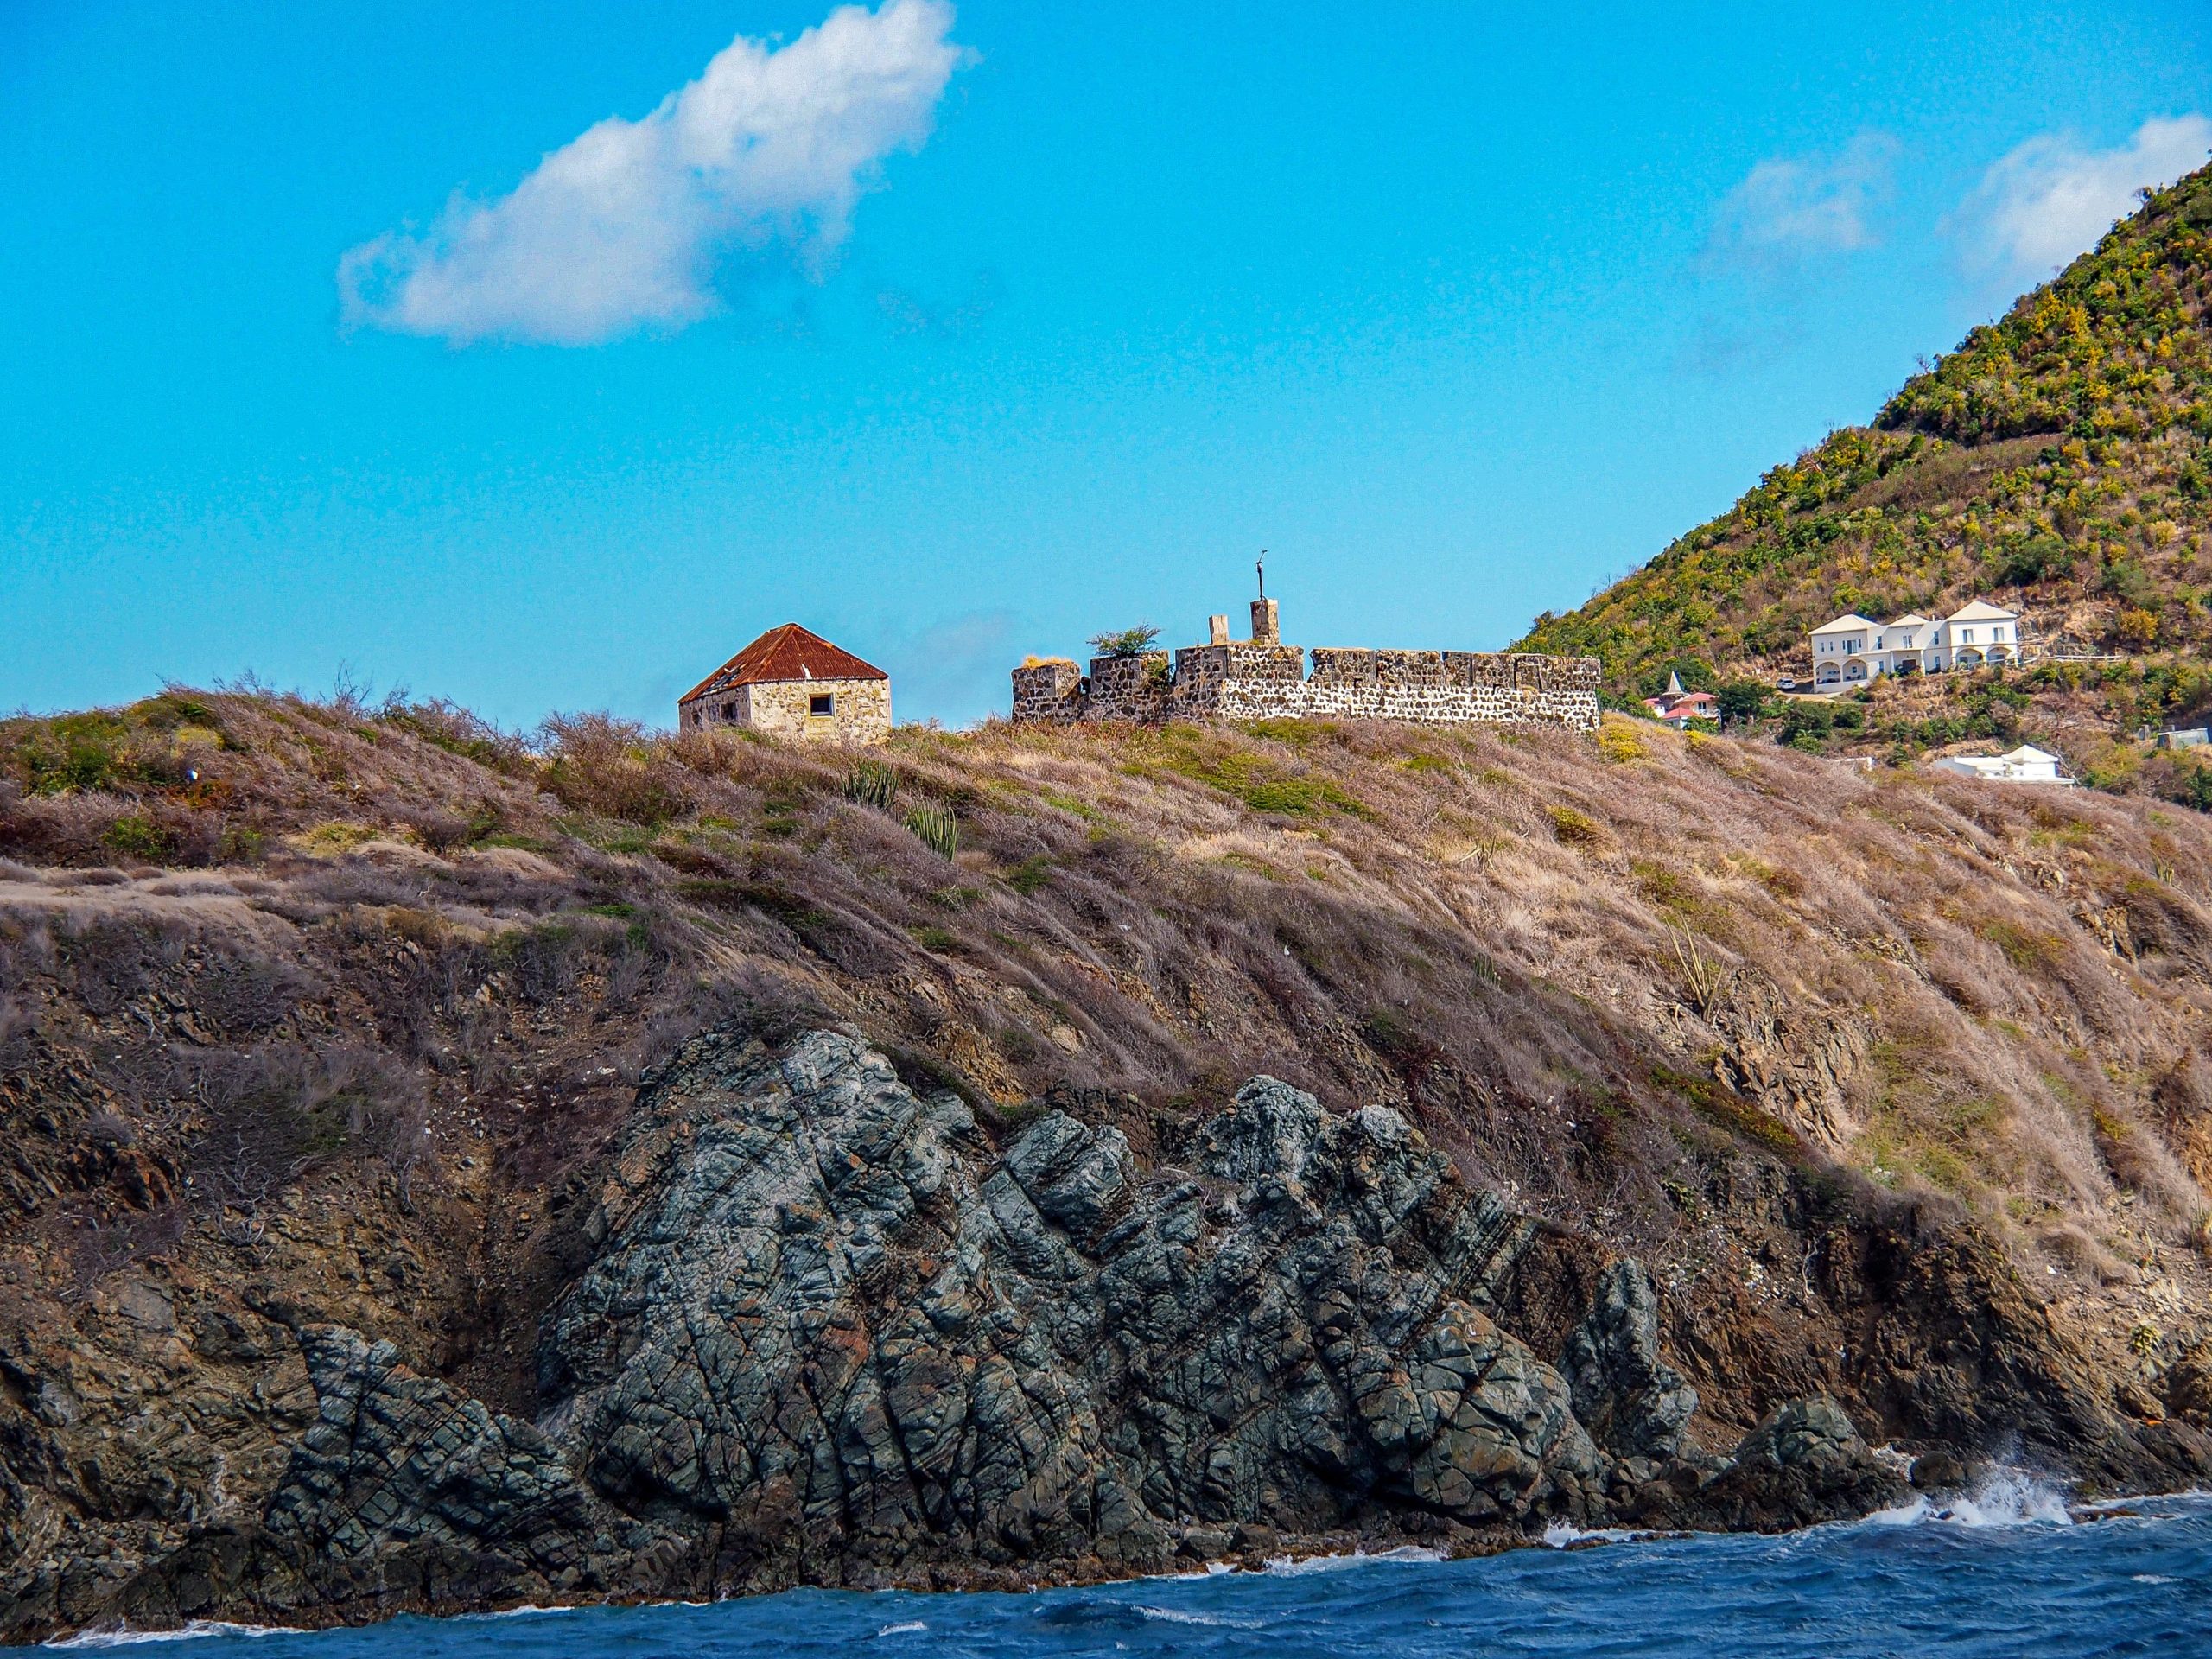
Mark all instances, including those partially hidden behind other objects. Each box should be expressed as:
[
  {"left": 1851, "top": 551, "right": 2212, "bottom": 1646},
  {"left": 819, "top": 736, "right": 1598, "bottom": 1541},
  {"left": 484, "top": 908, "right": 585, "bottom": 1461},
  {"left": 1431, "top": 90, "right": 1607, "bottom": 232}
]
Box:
[
  {"left": 1011, "top": 660, "right": 1084, "bottom": 722},
  {"left": 734, "top": 678, "right": 891, "bottom": 744},
  {"left": 1084, "top": 652, "right": 1174, "bottom": 722},
  {"left": 1169, "top": 644, "right": 1305, "bottom": 720},
  {"left": 1015, "top": 641, "right": 1599, "bottom": 734}
]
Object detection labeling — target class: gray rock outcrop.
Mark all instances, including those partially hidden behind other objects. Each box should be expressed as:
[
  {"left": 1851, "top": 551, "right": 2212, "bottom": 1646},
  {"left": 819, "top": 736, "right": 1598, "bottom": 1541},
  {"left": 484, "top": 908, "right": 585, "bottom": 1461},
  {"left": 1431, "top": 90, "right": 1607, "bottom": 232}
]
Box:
[
  {"left": 74, "top": 1027, "right": 1910, "bottom": 1630},
  {"left": 1691, "top": 1395, "right": 1906, "bottom": 1530},
  {"left": 1558, "top": 1258, "right": 1701, "bottom": 1484},
  {"left": 537, "top": 1031, "right": 1605, "bottom": 1582},
  {"left": 267, "top": 1326, "right": 658, "bottom": 1586}
]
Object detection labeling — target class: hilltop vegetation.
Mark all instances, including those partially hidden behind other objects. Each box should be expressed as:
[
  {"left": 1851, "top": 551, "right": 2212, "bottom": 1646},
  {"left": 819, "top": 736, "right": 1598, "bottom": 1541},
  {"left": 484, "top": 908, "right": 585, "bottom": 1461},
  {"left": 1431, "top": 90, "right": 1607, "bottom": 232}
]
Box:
[
  {"left": 7, "top": 693, "right": 2212, "bottom": 1628},
  {"left": 3, "top": 693, "right": 2210, "bottom": 1331},
  {"left": 1518, "top": 161, "right": 2212, "bottom": 779}
]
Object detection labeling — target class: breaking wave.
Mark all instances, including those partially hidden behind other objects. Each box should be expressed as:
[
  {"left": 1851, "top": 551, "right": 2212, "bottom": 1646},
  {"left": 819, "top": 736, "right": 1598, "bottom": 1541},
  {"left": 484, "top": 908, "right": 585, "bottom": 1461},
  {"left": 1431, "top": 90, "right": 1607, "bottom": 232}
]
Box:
[
  {"left": 1262, "top": 1544, "right": 1447, "bottom": 1573},
  {"left": 46, "top": 1624, "right": 302, "bottom": 1649},
  {"left": 1866, "top": 1467, "right": 2076, "bottom": 1529},
  {"left": 1540, "top": 1521, "right": 1643, "bottom": 1548},
  {"left": 34, "top": 1492, "right": 2212, "bottom": 1657}
]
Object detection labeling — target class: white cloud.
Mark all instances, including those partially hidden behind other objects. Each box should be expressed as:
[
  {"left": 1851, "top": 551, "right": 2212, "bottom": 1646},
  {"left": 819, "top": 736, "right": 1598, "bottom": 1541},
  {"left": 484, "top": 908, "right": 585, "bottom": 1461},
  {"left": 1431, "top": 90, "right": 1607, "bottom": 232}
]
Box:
[
  {"left": 1704, "top": 133, "right": 1899, "bottom": 271},
  {"left": 1948, "top": 114, "right": 2212, "bottom": 283},
  {"left": 340, "top": 0, "right": 966, "bottom": 346}
]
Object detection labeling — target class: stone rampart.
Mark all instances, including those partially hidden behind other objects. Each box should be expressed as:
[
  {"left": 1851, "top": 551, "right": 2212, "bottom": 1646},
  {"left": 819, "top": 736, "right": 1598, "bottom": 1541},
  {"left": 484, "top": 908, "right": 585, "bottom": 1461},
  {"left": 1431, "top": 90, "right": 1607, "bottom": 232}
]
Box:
[
  {"left": 1011, "top": 659, "right": 1084, "bottom": 723},
  {"left": 1018, "top": 639, "right": 1599, "bottom": 734},
  {"left": 1084, "top": 652, "right": 1173, "bottom": 722}
]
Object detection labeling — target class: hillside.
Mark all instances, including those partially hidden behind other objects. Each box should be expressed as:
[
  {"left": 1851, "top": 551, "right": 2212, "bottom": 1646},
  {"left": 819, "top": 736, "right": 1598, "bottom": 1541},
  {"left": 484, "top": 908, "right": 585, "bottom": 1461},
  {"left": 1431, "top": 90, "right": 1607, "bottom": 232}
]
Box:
[
  {"left": 4, "top": 694, "right": 2212, "bottom": 1635},
  {"left": 1517, "top": 160, "right": 2212, "bottom": 789}
]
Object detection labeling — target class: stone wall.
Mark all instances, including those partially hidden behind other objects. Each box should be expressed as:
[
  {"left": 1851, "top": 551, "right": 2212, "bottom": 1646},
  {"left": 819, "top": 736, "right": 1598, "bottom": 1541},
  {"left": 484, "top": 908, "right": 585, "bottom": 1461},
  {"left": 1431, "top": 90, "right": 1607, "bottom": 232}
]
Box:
[
  {"left": 1084, "top": 652, "right": 1173, "bottom": 722},
  {"left": 1169, "top": 643, "right": 1305, "bottom": 720},
  {"left": 1026, "top": 640, "right": 1599, "bottom": 733},
  {"left": 1011, "top": 660, "right": 1084, "bottom": 722},
  {"left": 685, "top": 677, "right": 890, "bottom": 743}
]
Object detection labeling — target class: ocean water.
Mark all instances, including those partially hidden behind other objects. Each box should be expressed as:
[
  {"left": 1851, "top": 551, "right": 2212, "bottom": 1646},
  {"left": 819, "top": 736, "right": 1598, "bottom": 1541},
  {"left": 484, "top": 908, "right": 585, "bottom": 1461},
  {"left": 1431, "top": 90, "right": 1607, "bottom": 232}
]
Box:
[{"left": 50, "top": 1486, "right": 2212, "bottom": 1659}]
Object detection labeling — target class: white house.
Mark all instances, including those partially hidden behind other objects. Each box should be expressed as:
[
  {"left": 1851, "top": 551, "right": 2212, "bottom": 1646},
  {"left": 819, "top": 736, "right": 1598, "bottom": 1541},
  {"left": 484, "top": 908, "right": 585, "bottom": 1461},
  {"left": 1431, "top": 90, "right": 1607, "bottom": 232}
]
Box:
[
  {"left": 1808, "top": 613, "right": 1881, "bottom": 684},
  {"left": 1808, "top": 600, "right": 2021, "bottom": 687},
  {"left": 1937, "top": 601, "right": 2022, "bottom": 671},
  {"left": 1930, "top": 745, "right": 2069, "bottom": 784}
]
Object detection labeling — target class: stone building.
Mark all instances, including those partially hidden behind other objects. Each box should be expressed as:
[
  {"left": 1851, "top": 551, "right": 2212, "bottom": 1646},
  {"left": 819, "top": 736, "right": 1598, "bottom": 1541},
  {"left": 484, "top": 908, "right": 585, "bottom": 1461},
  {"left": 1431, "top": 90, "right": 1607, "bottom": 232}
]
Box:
[
  {"left": 678, "top": 623, "right": 891, "bottom": 743},
  {"left": 1012, "top": 597, "right": 1600, "bottom": 733}
]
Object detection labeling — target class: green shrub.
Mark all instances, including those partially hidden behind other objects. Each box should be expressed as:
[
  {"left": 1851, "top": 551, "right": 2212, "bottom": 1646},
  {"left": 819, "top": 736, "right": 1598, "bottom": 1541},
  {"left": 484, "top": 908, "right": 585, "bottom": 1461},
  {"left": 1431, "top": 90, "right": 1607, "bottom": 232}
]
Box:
[
  {"left": 1004, "top": 854, "right": 1054, "bottom": 894},
  {"left": 1656, "top": 1065, "right": 1802, "bottom": 1158},
  {"left": 1779, "top": 702, "right": 1836, "bottom": 751},
  {"left": 1548, "top": 805, "right": 1605, "bottom": 845},
  {"left": 103, "top": 815, "right": 173, "bottom": 861},
  {"left": 1979, "top": 918, "right": 2063, "bottom": 972},
  {"left": 1087, "top": 625, "right": 1160, "bottom": 658},
  {"left": 2, "top": 702, "right": 216, "bottom": 798},
  {"left": 1141, "top": 737, "right": 1370, "bottom": 818},
  {"left": 1715, "top": 681, "right": 1769, "bottom": 726},
  {"left": 843, "top": 760, "right": 898, "bottom": 809},
  {"left": 2099, "top": 556, "right": 2154, "bottom": 606},
  {"left": 1993, "top": 531, "right": 2072, "bottom": 587},
  {"left": 1241, "top": 718, "right": 1321, "bottom": 747},
  {"left": 905, "top": 802, "right": 960, "bottom": 861}
]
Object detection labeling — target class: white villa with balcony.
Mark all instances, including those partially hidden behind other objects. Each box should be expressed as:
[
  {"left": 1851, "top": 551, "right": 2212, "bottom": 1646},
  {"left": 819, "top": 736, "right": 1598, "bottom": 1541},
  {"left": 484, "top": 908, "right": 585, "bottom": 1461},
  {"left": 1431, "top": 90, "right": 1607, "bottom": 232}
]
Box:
[{"left": 1808, "top": 601, "right": 2021, "bottom": 687}]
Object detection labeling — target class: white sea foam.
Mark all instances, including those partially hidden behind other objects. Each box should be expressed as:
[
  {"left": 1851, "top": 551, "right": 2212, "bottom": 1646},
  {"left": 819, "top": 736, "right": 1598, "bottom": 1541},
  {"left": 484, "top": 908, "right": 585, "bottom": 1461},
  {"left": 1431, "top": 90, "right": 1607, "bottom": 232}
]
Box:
[
  {"left": 1262, "top": 1544, "right": 1446, "bottom": 1574},
  {"left": 874, "top": 1620, "right": 928, "bottom": 1636},
  {"left": 46, "top": 1623, "right": 302, "bottom": 1649},
  {"left": 1540, "top": 1522, "right": 1640, "bottom": 1548},
  {"left": 1866, "top": 1467, "right": 2075, "bottom": 1529},
  {"left": 460, "top": 1605, "right": 583, "bottom": 1621},
  {"left": 2133, "top": 1574, "right": 2175, "bottom": 1585},
  {"left": 1131, "top": 1605, "right": 1262, "bottom": 1628}
]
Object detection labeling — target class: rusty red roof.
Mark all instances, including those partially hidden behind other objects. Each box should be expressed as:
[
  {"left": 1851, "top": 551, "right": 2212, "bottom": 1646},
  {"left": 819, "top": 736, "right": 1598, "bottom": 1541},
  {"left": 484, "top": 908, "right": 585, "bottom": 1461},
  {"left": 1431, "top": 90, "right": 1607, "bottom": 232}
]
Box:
[{"left": 679, "top": 624, "right": 888, "bottom": 705}]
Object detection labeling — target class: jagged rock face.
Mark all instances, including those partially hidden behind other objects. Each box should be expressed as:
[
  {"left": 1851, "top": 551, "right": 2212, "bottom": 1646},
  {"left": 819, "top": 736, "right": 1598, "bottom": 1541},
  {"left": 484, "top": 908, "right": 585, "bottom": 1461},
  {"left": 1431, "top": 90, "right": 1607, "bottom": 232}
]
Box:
[
  {"left": 1558, "top": 1259, "right": 1700, "bottom": 1476},
  {"left": 1702, "top": 974, "right": 1865, "bottom": 1150},
  {"left": 15, "top": 1027, "right": 1951, "bottom": 1637},
  {"left": 537, "top": 1030, "right": 1605, "bottom": 1577},
  {"left": 269, "top": 1326, "right": 645, "bottom": 1581},
  {"left": 1686, "top": 1395, "right": 1904, "bottom": 1532}
]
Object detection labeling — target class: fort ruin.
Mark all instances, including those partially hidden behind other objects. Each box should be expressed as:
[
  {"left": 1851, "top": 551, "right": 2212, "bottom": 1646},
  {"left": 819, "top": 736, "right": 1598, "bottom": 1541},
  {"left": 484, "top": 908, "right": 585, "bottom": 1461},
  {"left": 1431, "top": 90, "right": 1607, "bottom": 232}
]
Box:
[{"left": 1011, "top": 596, "right": 1601, "bottom": 733}]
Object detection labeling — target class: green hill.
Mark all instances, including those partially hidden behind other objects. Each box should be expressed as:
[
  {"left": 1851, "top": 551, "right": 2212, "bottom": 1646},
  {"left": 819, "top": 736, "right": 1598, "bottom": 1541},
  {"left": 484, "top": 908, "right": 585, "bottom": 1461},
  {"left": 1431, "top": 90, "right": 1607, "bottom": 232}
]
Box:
[{"left": 1517, "top": 160, "right": 2212, "bottom": 790}]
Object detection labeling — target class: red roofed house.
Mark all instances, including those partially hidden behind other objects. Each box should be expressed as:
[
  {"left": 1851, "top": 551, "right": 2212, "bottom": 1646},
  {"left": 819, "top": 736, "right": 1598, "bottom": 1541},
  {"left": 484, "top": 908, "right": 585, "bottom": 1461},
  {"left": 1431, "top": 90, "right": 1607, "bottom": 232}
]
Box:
[
  {"left": 678, "top": 624, "right": 892, "bottom": 744},
  {"left": 1642, "top": 671, "right": 1717, "bottom": 726}
]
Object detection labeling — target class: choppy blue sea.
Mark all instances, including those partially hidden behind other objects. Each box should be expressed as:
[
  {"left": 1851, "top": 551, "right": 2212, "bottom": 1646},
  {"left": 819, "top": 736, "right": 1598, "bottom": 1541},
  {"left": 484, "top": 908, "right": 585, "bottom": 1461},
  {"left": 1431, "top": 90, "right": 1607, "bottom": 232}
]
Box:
[{"left": 51, "top": 1485, "right": 2212, "bottom": 1659}]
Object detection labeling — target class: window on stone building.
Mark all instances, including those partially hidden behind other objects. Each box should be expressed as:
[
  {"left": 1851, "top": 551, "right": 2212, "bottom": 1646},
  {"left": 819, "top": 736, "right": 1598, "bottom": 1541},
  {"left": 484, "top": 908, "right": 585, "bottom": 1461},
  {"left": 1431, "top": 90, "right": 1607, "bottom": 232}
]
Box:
[
  {"left": 721, "top": 702, "right": 737, "bottom": 721},
  {"left": 810, "top": 693, "right": 835, "bottom": 716}
]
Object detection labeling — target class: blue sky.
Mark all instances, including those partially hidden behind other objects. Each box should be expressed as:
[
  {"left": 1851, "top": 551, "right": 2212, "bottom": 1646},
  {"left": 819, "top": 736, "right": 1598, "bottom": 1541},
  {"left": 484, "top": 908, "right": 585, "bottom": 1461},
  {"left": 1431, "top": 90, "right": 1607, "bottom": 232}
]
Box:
[{"left": 4, "top": 2, "right": 2209, "bottom": 728}]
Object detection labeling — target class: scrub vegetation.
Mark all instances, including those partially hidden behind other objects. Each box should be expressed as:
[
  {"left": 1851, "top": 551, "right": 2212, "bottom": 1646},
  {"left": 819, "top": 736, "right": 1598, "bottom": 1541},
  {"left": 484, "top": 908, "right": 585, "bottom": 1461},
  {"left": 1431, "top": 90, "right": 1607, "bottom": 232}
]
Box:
[
  {"left": 5, "top": 691, "right": 2210, "bottom": 1389},
  {"left": 1520, "top": 162, "right": 2212, "bottom": 799}
]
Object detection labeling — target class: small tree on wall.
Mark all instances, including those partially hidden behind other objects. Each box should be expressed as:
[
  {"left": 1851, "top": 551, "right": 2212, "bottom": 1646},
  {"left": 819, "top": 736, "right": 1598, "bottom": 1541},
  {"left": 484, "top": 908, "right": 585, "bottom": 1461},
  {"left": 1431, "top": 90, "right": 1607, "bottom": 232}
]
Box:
[{"left": 1088, "top": 625, "right": 1161, "bottom": 658}]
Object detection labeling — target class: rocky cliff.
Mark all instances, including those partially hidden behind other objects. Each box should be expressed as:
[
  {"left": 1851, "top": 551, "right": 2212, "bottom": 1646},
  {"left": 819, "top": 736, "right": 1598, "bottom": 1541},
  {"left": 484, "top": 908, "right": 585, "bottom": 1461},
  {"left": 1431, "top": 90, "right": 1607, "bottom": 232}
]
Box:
[
  {"left": 4, "top": 694, "right": 2212, "bottom": 1638},
  {"left": 8, "top": 1025, "right": 2204, "bottom": 1638}
]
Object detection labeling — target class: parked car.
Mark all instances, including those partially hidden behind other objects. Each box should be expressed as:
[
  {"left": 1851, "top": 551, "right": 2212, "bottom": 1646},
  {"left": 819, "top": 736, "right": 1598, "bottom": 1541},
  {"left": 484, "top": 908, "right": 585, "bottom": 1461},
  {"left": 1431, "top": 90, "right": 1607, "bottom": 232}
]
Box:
[{"left": 1775, "top": 677, "right": 1798, "bottom": 690}]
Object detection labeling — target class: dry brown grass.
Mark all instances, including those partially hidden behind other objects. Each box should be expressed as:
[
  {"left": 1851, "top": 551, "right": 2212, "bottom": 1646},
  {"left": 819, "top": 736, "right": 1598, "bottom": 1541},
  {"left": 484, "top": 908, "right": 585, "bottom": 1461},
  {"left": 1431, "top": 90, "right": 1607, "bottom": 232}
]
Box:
[{"left": 4, "top": 692, "right": 2210, "bottom": 1342}]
